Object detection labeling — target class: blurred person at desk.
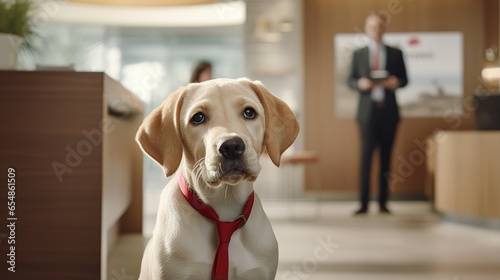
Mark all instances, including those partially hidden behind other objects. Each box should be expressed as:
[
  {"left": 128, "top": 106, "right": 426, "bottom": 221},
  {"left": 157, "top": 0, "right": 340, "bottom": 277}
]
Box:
[
  {"left": 190, "top": 61, "right": 212, "bottom": 83},
  {"left": 347, "top": 12, "right": 408, "bottom": 215}
]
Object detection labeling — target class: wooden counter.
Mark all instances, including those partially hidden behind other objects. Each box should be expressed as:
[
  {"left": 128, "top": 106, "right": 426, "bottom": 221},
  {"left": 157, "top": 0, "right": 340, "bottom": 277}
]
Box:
[
  {"left": 432, "top": 131, "right": 500, "bottom": 219},
  {"left": 0, "top": 71, "right": 144, "bottom": 279}
]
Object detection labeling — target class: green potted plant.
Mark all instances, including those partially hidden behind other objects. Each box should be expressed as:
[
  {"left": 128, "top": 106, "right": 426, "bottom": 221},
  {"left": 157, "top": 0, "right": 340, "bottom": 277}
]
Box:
[{"left": 0, "top": 0, "right": 36, "bottom": 69}]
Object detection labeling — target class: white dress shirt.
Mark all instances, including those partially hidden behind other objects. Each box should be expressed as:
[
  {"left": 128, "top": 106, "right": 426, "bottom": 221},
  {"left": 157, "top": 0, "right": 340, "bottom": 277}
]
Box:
[{"left": 368, "top": 41, "right": 386, "bottom": 102}]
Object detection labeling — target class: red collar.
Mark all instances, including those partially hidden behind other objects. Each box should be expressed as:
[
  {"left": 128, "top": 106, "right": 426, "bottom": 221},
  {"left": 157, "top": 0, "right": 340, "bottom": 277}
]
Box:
[{"left": 179, "top": 173, "right": 254, "bottom": 280}]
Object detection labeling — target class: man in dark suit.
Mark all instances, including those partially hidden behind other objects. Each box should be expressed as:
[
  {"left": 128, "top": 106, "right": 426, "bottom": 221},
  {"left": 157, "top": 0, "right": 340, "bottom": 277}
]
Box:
[{"left": 347, "top": 12, "right": 408, "bottom": 215}]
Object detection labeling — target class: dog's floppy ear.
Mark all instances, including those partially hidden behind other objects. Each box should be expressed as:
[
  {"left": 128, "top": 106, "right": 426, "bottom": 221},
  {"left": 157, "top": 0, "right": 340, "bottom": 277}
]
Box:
[
  {"left": 247, "top": 80, "right": 300, "bottom": 167},
  {"left": 136, "top": 87, "right": 186, "bottom": 177}
]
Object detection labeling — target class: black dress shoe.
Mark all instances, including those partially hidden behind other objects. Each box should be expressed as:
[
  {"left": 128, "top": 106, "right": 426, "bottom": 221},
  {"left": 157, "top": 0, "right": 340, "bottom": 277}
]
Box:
[
  {"left": 354, "top": 207, "right": 368, "bottom": 215},
  {"left": 379, "top": 206, "right": 391, "bottom": 214}
]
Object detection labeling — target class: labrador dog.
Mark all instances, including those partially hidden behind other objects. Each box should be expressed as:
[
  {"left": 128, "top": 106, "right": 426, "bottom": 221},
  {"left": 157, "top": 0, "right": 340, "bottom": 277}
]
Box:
[{"left": 136, "top": 78, "right": 299, "bottom": 280}]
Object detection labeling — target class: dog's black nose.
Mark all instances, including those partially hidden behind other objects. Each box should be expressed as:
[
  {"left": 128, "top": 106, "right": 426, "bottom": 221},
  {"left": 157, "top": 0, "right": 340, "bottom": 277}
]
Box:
[{"left": 219, "top": 137, "right": 245, "bottom": 160}]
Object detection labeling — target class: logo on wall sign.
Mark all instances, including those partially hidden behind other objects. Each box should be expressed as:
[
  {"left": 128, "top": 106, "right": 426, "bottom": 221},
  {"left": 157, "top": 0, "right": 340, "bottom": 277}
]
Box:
[{"left": 408, "top": 36, "right": 420, "bottom": 47}]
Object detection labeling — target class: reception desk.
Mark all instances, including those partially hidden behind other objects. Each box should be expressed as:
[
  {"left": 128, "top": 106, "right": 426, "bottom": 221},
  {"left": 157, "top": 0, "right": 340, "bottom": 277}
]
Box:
[
  {"left": 0, "top": 71, "right": 144, "bottom": 279},
  {"left": 432, "top": 131, "right": 500, "bottom": 220}
]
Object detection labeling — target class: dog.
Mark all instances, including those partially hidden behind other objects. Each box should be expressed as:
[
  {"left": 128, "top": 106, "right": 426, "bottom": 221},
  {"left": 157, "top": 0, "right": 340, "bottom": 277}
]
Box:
[{"left": 136, "top": 78, "right": 300, "bottom": 280}]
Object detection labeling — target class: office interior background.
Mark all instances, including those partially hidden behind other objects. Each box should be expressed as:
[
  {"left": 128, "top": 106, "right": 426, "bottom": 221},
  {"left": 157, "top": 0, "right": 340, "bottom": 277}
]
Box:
[{"left": 1, "top": 0, "right": 499, "bottom": 279}]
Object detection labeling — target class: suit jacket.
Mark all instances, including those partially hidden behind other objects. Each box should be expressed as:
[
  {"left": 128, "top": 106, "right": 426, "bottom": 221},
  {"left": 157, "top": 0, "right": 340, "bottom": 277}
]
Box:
[{"left": 347, "top": 45, "right": 408, "bottom": 128}]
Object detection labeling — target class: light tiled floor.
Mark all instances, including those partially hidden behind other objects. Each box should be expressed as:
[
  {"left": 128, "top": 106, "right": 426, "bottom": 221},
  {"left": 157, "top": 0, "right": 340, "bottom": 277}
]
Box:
[{"left": 108, "top": 201, "right": 500, "bottom": 280}]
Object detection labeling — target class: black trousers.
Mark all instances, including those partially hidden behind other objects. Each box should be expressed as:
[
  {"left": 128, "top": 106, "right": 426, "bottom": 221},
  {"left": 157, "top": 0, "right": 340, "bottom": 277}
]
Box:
[{"left": 358, "top": 103, "right": 398, "bottom": 209}]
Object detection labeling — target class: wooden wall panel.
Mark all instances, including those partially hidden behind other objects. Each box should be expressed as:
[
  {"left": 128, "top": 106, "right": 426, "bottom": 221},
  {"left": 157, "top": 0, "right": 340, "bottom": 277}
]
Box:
[
  {"left": 484, "top": 0, "right": 499, "bottom": 52},
  {"left": 303, "top": 0, "right": 486, "bottom": 197}
]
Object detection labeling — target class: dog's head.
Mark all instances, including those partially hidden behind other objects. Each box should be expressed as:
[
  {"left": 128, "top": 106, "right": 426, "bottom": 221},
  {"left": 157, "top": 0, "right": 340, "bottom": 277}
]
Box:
[{"left": 136, "top": 78, "right": 299, "bottom": 187}]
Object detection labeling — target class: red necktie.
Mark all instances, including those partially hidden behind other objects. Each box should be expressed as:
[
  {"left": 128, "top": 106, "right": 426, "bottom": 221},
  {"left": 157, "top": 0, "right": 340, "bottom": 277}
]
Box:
[
  {"left": 179, "top": 173, "right": 254, "bottom": 280},
  {"left": 372, "top": 44, "right": 380, "bottom": 70}
]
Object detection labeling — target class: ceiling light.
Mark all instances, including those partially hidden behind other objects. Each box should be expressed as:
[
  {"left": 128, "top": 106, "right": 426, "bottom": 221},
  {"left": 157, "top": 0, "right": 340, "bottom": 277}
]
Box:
[
  {"left": 64, "top": 0, "right": 217, "bottom": 6},
  {"left": 48, "top": 1, "right": 245, "bottom": 27}
]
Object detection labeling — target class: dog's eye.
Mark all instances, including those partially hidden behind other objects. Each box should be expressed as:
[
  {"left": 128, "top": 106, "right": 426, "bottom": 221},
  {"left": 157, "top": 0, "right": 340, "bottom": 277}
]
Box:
[
  {"left": 190, "top": 113, "right": 206, "bottom": 125},
  {"left": 243, "top": 108, "right": 257, "bottom": 119}
]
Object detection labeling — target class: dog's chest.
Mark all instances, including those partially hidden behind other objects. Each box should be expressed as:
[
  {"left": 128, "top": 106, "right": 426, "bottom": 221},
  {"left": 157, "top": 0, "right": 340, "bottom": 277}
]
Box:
[
  {"left": 162, "top": 203, "right": 277, "bottom": 279},
  {"left": 166, "top": 223, "right": 277, "bottom": 279}
]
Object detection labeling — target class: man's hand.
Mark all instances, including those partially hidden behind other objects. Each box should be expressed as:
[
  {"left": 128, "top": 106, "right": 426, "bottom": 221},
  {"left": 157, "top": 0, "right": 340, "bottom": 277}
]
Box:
[
  {"left": 357, "top": 77, "right": 374, "bottom": 91},
  {"left": 383, "top": 75, "right": 400, "bottom": 90}
]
